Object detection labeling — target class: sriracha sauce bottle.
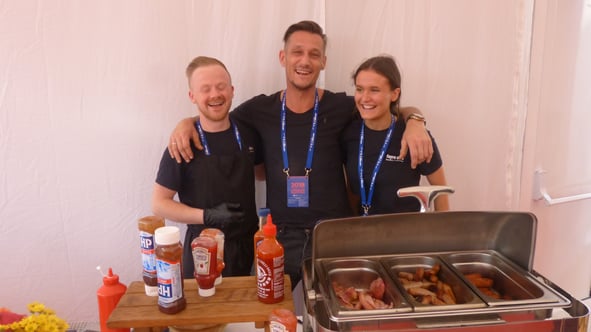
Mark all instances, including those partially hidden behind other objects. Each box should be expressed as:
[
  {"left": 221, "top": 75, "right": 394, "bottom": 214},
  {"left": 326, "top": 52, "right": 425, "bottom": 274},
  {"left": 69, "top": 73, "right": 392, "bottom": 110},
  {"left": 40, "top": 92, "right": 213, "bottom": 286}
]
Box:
[
  {"left": 256, "top": 214, "right": 285, "bottom": 303},
  {"left": 253, "top": 208, "right": 270, "bottom": 283}
]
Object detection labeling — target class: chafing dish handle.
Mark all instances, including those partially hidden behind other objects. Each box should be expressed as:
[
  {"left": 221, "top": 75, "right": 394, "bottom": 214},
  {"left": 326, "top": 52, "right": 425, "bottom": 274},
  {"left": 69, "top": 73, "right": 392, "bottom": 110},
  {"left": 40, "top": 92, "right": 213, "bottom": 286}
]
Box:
[
  {"left": 415, "top": 314, "right": 505, "bottom": 329},
  {"left": 397, "top": 185, "right": 455, "bottom": 212},
  {"left": 302, "top": 258, "right": 321, "bottom": 312}
]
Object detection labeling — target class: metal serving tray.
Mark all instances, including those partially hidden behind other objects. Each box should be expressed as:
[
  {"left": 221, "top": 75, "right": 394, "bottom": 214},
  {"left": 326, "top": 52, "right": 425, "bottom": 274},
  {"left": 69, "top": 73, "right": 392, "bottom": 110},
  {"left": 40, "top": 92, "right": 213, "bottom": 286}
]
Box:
[
  {"left": 382, "top": 254, "right": 486, "bottom": 312},
  {"left": 303, "top": 212, "right": 589, "bottom": 331},
  {"left": 440, "top": 251, "right": 571, "bottom": 308},
  {"left": 317, "top": 257, "right": 411, "bottom": 322}
]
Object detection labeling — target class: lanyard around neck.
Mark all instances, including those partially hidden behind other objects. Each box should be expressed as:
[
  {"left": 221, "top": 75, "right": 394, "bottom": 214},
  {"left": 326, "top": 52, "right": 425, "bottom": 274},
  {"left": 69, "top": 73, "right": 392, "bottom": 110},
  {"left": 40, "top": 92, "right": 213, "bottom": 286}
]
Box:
[
  {"left": 358, "top": 115, "right": 395, "bottom": 216},
  {"left": 280, "top": 89, "right": 319, "bottom": 177},
  {"left": 195, "top": 120, "right": 242, "bottom": 156}
]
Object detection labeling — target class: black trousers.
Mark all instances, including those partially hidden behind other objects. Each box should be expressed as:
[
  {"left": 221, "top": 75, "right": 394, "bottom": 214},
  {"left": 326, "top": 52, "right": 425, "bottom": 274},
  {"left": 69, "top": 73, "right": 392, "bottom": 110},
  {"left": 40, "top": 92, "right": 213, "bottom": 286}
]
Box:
[{"left": 276, "top": 226, "right": 313, "bottom": 290}]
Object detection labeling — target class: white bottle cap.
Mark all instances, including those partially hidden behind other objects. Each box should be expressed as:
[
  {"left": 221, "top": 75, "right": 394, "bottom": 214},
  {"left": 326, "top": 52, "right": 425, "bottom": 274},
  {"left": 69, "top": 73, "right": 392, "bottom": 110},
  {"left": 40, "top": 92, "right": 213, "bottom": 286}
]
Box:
[
  {"left": 144, "top": 284, "right": 159, "bottom": 297},
  {"left": 198, "top": 286, "right": 216, "bottom": 297},
  {"left": 155, "top": 226, "right": 180, "bottom": 245}
]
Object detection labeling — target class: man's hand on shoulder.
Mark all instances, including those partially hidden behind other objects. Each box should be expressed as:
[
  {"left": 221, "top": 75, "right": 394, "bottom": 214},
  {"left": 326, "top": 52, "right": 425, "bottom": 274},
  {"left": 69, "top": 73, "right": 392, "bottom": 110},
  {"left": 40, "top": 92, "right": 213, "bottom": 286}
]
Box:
[
  {"left": 398, "top": 108, "right": 433, "bottom": 169},
  {"left": 168, "top": 116, "right": 201, "bottom": 163}
]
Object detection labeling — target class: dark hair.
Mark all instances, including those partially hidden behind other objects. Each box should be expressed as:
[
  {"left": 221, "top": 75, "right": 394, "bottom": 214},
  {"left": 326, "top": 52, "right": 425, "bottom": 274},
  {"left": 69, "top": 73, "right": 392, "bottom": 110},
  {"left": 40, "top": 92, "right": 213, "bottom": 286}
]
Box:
[
  {"left": 352, "top": 55, "right": 401, "bottom": 115},
  {"left": 283, "top": 20, "right": 327, "bottom": 50},
  {"left": 185, "top": 56, "right": 231, "bottom": 84}
]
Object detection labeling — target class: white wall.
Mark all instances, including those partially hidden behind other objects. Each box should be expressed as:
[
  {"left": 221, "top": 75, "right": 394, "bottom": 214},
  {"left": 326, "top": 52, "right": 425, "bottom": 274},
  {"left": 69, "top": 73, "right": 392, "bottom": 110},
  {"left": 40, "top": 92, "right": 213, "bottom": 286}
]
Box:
[
  {"left": 324, "top": 0, "right": 533, "bottom": 210},
  {"left": 0, "top": 0, "right": 324, "bottom": 323},
  {"left": 0, "top": 0, "right": 589, "bottom": 324},
  {"left": 521, "top": 0, "right": 591, "bottom": 298}
]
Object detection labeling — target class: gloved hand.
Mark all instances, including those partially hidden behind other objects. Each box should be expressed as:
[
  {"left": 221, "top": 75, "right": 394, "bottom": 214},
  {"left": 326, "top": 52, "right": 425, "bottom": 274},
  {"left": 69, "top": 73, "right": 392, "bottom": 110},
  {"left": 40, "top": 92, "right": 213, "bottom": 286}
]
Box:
[{"left": 203, "top": 202, "right": 245, "bottom": 228}]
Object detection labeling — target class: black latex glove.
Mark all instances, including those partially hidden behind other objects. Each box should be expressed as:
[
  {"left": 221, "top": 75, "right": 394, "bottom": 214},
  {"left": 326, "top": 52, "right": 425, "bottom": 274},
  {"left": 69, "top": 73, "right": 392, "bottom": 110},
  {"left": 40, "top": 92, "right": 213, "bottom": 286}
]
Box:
[{"left": 203, "top": 202, "right": 245, "bottom": 228}]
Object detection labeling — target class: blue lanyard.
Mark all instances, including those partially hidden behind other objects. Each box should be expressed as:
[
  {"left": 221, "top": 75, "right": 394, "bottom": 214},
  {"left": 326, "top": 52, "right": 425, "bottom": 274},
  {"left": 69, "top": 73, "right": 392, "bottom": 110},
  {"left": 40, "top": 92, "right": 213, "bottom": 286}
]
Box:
[
  {"left": 281, "top": 89, "right": 319, "bottom": 177},
  {"left": 358, "top": 115, "right": 395, "bottom": 216},
  {"left": 195, "top": 120, "right": 243, "bottom": 156}
]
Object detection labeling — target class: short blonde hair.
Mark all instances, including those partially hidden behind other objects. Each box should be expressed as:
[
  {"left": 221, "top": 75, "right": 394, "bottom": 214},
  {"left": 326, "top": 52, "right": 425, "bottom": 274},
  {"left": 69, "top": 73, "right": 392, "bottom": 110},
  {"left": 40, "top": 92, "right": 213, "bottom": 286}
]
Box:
[{"left": 185, "top": 56, "right": 231, "bottom": 85}]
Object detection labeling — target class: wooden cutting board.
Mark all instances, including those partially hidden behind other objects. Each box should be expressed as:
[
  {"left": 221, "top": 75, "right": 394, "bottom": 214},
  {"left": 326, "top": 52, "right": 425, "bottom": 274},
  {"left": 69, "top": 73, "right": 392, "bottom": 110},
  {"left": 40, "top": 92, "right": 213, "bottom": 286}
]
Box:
[{"left": 107, "top": 276, "right": 293, "bottom": 330}]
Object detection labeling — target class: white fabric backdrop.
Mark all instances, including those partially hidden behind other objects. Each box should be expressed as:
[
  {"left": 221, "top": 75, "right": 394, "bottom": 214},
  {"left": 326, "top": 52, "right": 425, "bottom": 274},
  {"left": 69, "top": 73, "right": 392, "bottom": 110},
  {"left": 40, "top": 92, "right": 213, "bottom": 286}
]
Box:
[
  {"left": 1, "top": 0, "right": 589, "bottom": 324},
  {"left": 521, "top": 0, "right": 591, "bottom": 303},
  {"left": 324, "top": 0, "right": 532, "bottom": 210}
]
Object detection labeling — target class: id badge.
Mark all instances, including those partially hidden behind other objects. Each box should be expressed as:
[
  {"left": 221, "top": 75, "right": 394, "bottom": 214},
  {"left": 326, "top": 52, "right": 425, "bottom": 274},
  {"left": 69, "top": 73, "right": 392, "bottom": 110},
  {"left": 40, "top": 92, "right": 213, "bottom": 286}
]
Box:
[{"left": 287, "top": 176, "right": 309, "bottom": 207}]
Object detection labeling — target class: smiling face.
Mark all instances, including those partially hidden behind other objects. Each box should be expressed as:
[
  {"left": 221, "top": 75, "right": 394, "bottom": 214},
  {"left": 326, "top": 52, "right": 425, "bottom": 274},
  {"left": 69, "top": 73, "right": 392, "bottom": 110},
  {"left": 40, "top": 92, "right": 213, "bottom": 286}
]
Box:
[
  {"left": 354, "top": 69, "right": 400, "bottom": 129},
  {"left": 279, "top": 30, "right": 326, "bottom": 92},
  {"left": 188, "top": 64, "right": 234, "bottom": 124}
]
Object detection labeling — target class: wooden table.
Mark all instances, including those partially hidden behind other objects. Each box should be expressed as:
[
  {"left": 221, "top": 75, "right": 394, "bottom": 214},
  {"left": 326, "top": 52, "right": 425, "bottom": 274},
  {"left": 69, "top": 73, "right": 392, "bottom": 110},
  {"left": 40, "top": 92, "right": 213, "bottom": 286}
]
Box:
[{"left": 107, "top": 276, "right": 294, "bottom": 331}]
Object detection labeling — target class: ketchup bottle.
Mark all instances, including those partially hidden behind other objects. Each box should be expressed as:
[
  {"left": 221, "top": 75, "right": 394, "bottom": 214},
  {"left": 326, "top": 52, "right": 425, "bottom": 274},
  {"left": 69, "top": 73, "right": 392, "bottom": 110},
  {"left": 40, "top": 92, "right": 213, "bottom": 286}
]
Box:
[
  {"left": 97, "top": 267, "right": 129, "bottom": 332},
  {"left": 155, "top": 226, "right": 186, "bottom": 314},
  {"left": 138, "top": 216, "right": 165, "bottom": 296},
  {"left": 191, "top": 235, "right": 218, "bottom": 297},
  {"left": 199, "top": 228, "right": 225, "bottom": 285},
  {"left": 269, "top": 308, "right": 297, "bottom": 332},
  {"left": 256, "top": 214, "right": 285, "bottom": 303}
]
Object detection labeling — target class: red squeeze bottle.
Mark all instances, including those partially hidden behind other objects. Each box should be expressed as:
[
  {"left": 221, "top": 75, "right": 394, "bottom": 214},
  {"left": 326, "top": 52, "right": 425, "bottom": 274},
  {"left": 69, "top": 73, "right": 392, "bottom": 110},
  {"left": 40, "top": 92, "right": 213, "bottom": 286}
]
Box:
[
  {"left": 199, "top": 228, "right": 225, "bottom": 285},
  {"left": 256, "top": 214, "right": 285, "bottom": 303},
  {"left": 97, "top": 268, "right": 129, "bottom": 332},
  {"left": 253, "top": 208, "right": 270, "bottom": 283},
  {"left": 269, "top": 308, "right": 298, "bottom": 332},
  {"left": 191, "top": 235, "right": 218, "bottom": 297}
]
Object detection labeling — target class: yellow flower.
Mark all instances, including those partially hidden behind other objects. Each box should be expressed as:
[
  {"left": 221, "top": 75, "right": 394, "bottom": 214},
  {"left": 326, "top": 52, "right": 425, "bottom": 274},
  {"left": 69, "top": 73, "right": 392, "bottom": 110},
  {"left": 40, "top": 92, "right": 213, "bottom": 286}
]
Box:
[{"left": 0, "top": 302, "right": 69, "bottom": 332}]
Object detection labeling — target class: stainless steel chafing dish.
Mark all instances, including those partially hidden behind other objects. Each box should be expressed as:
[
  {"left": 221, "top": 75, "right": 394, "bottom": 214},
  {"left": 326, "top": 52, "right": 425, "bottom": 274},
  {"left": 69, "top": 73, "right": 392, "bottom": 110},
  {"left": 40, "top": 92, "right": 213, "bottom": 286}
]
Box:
[{"left": 301, "top": 211, "right": 589, "bottom": 331}]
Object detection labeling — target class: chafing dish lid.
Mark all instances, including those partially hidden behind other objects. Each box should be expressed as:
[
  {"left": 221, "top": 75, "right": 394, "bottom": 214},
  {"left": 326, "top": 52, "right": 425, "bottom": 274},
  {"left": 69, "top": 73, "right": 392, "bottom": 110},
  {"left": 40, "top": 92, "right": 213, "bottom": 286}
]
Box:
[{"left": 311, "top": 211, "right": 536, "bottom": 281}]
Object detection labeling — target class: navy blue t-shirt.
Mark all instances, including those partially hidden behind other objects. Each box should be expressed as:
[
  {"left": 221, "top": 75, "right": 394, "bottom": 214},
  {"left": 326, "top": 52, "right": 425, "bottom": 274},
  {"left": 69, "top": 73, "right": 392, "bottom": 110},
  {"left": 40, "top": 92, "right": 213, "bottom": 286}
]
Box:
[{"left": 342, "top": 114, "right": 443, "bottom": 215}]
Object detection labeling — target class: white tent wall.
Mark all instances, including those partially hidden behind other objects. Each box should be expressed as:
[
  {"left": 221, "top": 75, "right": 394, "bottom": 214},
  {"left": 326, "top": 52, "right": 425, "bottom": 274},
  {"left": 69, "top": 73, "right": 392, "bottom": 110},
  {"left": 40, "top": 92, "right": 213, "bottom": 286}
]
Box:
[
  {"left": 520, "top": 0, "right": 591, "bottom": 301},
  {"left": 324, "top": 0, "right": 531, "bottom": 211},
  {"left": 0, "top": 0, "right": 325, "bottom": 323},
  {"left": 0, "top": 0, "right": 589, "bottom": 324}
]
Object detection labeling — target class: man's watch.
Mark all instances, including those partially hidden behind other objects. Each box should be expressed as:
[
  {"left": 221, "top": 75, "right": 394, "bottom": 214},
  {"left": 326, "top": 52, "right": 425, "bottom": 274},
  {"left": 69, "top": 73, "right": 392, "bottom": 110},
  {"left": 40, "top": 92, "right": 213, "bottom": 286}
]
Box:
[{"left": 406, "top": 113, "right": 426, "bottom": 125}]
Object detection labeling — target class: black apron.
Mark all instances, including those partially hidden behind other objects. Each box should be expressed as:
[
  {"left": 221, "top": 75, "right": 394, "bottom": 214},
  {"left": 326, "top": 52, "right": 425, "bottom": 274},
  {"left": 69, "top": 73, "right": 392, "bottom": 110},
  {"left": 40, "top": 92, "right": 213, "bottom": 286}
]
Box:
[{"left": 181, "top": 150, "right": 258, "bottom": 279}]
